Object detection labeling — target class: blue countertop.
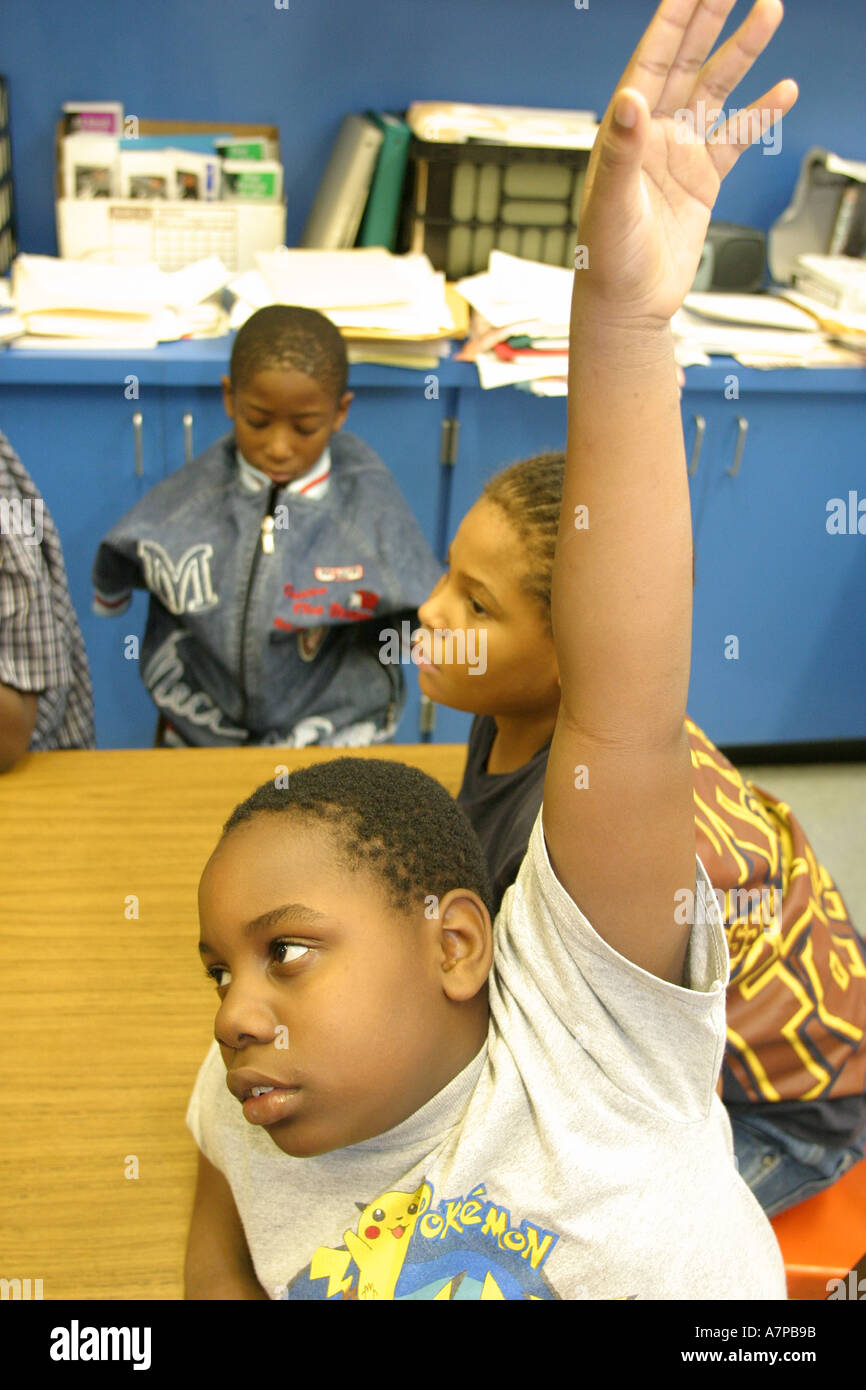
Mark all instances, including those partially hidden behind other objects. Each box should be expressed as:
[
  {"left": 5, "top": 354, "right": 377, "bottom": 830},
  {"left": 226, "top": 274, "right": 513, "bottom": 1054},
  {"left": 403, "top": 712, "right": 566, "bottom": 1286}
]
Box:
[{"left": 0, "top": 335, "right": 864, "bottom": 392}]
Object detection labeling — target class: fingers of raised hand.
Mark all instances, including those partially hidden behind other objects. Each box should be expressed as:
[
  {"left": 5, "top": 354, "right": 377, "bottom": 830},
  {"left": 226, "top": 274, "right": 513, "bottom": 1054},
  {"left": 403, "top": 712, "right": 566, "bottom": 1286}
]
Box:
[
  {"left": 618, "top": 0, "right": 788, "bottom": 147},
  {"left": 652, "top": 0, "right": 741, "bottom": 117},
  {"left": 685, "top": 0, "right": 786, "bottom": 125},
  {"left": 618, "top": 0, "right": 738, "bottom": 117},
  {"left": 702, "top": 77, "right": 798, "bottom": 179}
]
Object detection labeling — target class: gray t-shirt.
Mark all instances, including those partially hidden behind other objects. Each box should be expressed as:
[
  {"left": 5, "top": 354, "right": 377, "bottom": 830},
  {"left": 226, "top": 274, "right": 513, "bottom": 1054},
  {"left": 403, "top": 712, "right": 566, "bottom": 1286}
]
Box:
[{"left": 186, "top": 808, "right": 787, "bottom": 1301}]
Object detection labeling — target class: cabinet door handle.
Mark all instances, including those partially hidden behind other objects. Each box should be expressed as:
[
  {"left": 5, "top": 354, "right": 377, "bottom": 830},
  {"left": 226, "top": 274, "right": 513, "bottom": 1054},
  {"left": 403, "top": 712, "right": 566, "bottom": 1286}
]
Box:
[
  {"left": 419, "top": 692, "right": 436, "bottom": 737},
  {"left": 439, "top": 417, "right": 459, "bottom": 467},
  {"left": 688, "top": 415, "right": 706, "bottom": 479},
  {"left": 132, "top": 411, "right": 143, "bottom": 477},
  {"left": 726, "top": 416, "right": 749, "bottom": 478},
  {"left": 183, "top": 412, "right": 194, "bottom": 465}
]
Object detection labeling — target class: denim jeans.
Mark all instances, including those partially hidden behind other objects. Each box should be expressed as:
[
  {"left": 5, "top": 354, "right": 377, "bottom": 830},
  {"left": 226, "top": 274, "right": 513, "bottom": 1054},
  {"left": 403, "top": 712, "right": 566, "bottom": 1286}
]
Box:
[{"left": 731, "top": 1110, "right": 865, "bottom": 1218}]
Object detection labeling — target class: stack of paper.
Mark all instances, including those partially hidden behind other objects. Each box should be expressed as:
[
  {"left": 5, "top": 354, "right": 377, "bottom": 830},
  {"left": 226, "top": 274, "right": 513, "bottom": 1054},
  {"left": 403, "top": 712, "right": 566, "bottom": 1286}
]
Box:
[
  {"left": 772, "top": 255, "right": 866, "bottom": 352},
  {"left": 453, "top": 255, "right": 866, "bottom": 388},
  {"left": 777, "top": 289, "right": 866, "bottom": 352},
  {"left": 6, "top": 254, "right": 230, "bottom": 348},
  {"left": 454, "top": 250, "right": 572, "bottom": 391},
  {"left": 406, "top": 102, "right": 598, "bottom": 150},
  {"left": 227, "top": 247, "right": 461, "bottom": 366},
  {"left": 794, "top": 255, "right": 866, "bottom": 313},
  {"left": 674, "top": 291, "right": 865, "bottom": 367}
]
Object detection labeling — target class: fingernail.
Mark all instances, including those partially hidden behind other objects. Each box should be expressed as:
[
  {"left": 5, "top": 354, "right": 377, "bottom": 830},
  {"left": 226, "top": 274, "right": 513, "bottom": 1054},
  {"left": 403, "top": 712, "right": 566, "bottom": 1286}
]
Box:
[{"left": 614, "top": 94, "right": 636, "bottom": 129}]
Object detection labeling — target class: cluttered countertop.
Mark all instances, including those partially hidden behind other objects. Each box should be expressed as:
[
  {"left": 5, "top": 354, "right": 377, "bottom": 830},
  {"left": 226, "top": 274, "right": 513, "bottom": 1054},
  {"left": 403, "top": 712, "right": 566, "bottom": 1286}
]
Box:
[{"left": 0, "top": 99, "right": 865, "bottom": 391}]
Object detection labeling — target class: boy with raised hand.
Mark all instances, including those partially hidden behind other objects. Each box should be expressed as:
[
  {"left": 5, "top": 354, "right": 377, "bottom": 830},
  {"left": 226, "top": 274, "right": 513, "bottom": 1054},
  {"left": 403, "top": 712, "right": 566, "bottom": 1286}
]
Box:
[
  {"left": 547, "top": 0, "right": 798, "bottom": 984},
  {"left": 185, "top": 0, "right": 795, "bottom": 1301}
]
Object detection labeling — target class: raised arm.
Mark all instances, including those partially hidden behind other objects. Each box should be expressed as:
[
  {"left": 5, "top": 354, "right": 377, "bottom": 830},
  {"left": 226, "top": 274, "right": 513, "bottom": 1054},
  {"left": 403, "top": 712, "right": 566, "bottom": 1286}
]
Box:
[{"left": 543, "top": 0, "right": 797, "bottom": 982}]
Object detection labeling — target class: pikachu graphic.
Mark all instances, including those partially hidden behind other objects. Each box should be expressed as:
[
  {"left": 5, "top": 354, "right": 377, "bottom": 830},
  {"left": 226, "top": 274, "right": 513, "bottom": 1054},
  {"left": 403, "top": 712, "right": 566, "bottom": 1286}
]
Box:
[{"left": 310, "top": 1181, "right": 432, "bottom": 1300}]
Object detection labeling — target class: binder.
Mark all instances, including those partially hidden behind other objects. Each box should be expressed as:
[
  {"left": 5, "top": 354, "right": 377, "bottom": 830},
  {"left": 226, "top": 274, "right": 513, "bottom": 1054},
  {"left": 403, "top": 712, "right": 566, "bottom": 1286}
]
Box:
[
  {"left": 299, "top": 113, "right": 383, "bottom": 249},
  {"left": 357, "top": 113, "right": 411, "bottom": 251}
]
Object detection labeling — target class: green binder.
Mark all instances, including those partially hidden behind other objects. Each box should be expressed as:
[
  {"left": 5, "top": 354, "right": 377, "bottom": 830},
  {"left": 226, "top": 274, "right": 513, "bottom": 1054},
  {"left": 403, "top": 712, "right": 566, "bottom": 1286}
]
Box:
[{"left": 357, "top": 112, "right": 411, "bottom": 251}]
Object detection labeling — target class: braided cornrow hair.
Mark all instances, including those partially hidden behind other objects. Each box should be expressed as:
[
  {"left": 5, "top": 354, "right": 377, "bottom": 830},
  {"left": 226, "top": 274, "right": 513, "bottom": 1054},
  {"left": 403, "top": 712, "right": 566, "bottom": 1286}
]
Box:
[{"left": 480, "top": 452, "right": 566, "bottom": 631}]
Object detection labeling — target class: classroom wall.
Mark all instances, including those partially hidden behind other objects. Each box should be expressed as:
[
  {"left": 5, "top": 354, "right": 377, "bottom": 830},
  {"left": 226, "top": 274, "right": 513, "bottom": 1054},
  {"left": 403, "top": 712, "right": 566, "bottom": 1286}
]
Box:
[{"left": 1, "top": 0, "right": 864, "bottom": 259}]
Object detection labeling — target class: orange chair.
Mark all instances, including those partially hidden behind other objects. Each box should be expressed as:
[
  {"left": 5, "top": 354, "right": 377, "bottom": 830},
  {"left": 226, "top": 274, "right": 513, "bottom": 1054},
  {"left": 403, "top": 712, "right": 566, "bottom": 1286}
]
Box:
[{"left": 769, "top": 1158, "right": 866, "bottom": 1300}]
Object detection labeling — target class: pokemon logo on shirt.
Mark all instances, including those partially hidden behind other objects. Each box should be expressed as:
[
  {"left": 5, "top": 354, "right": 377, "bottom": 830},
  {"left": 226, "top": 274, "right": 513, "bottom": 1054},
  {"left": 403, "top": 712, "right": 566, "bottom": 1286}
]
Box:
[{"left": 281, "top": 1181, "right": 560, "bottom": 1301}]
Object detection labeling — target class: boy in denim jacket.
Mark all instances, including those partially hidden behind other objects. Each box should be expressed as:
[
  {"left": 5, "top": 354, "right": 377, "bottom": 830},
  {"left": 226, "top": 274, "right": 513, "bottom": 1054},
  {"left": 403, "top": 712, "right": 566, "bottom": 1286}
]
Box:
[{"left": 93, "top": 305, "right": 441, "bottom": 746}]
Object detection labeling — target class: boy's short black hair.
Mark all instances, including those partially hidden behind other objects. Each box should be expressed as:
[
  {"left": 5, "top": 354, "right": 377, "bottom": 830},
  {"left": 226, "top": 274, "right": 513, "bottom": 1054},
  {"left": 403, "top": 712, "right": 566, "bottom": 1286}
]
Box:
[
  {"left": 222, "top": 757, "right": 494, "bottom": 919},
  {"left": 229, "top": 304, "right": 348, "bottom": 403}
]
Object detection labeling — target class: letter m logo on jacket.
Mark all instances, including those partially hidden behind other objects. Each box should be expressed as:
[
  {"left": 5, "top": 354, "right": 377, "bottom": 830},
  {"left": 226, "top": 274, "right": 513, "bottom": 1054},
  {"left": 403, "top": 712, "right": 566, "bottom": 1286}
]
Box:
[{"left": 137, "top": 540, "right": 218, "bottom": 615}]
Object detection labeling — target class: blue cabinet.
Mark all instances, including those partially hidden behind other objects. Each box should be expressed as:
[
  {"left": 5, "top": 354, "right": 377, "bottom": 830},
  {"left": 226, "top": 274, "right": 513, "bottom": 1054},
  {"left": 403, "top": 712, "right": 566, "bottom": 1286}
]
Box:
[
  {"left": 1, "top": 344, "right": 864, "bottom": 751},
  {"left": 683, "top": 379, "right": 866, "bottom": 743}
]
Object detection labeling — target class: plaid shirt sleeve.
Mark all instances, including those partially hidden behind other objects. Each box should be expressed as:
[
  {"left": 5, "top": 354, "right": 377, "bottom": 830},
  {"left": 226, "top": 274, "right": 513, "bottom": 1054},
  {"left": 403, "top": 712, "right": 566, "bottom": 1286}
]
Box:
[{"left": 0, "top": 430, "right": 95, "bottom": 750}]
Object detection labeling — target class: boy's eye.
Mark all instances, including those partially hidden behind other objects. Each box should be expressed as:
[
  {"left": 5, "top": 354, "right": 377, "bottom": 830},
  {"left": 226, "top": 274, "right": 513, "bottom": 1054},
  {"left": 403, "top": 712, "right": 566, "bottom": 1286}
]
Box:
[
  {"left": 468, "top": 596, "right": 486, "bottom": 617},
  {"left": 244, "top": 416, "right": 319, "bottom": 438},
  {"left": 272, "top": 940, "right": 310, "bottom": 966},
  {"left": 203, "top": 940, "right": 309, "bottom": 990},
  {"left": 205, "top": 966, "right": 232, "bottom": 989}
]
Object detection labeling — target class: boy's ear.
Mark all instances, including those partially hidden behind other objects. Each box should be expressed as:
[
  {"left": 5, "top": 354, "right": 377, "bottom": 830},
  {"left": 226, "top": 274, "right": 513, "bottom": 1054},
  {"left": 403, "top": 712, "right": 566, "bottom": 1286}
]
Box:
[
  {"left": 332, "top": 391, "right": 353, "bottom": 432},
  {"left": 221, "top": 375, "right": 235, "bottom": 420},
  {"left": 434, "top": 890, "right": 492, "bottom": 1003}
]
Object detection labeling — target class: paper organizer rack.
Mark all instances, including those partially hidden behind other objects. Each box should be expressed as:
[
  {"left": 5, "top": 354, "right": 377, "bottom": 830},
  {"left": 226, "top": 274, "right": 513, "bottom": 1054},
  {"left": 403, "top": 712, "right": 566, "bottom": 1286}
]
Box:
[
  {"left": 401, "top": 138, "right": 591, "bottom": 279},
  {"left": 54, "top": 119, "right": 286, "bottom": 272}
]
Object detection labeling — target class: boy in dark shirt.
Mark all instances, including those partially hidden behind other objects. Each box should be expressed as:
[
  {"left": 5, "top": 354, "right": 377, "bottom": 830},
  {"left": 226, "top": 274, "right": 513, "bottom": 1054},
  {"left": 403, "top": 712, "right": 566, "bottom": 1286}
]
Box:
[{"left": 418, "top": 450, "right": 866, "bottom": 1216}]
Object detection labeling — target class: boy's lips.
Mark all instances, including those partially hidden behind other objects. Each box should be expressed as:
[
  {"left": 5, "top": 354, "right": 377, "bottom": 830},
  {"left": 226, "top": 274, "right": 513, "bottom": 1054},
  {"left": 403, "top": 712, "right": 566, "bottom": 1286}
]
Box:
[
  {"left": 412, "top": 629, "right": 440, "bottom": 671},
  {"left": 227, "top": 1068, "right": 301, "bottom": 1126},
  {"left": 227, "top": 1068, "right": 297, "bottom": 1102}
]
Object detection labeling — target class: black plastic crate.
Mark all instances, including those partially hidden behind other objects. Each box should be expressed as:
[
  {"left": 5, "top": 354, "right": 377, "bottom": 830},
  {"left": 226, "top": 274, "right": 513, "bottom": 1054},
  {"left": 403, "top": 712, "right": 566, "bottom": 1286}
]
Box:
[
  {"left": 0, "top": 76, "right": 15, "bottom": 274},
  {"left": 398, "top": 137, "right": 590, "bottom": 278}
]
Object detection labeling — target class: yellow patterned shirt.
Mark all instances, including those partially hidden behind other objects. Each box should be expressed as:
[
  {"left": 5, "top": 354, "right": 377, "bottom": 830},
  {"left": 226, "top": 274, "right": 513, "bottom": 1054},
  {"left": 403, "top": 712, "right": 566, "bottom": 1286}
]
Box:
[{"left": 688, "top": 718, "right": 866, "bottom": 1128}]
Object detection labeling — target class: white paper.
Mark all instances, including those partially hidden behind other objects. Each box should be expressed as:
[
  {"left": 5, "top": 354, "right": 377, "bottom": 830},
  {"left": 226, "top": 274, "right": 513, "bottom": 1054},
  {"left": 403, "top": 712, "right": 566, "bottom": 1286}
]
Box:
[
  {"left": 525, "top": 377, "right": 568, "bottom": 396},
  {"left": 683, "top": 292, "right": 820, "bottom": 332},
  {"left": 229, "top": 249, "right": 457, "bottom": 336},
  {"left": 456, "top": 250, "right": 574, "bottom": 330},
  {"left": 407, "top": 101, "right": 598, "bottom": 148},
  {"left": 162, "top": 256, "right": 229, "bottom": 310},
  {"left": 476, "top": 350, "right": 569, "bottom": 389},
  {"left": 672, "top": 307, "right": 826, "bottom": 358},
  {"left": 12, "top": 254, "right": 230, "bottom": 334},
  {"left": 13, "top": 255, "right": 164, "bottom": 316}
]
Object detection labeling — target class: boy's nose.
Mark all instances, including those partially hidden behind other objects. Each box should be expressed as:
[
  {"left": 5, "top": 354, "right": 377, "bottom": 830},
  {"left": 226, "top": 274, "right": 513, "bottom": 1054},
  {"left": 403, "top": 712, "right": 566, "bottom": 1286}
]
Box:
[
  {"left": 265, "top": 425, "right": 296, "bottom": 460},
  {"left": 215, "top": 989, "right": 279, "bottom": 1050},
  {"left": 417, "top": 576, "right": 447, "bottom": 628}
]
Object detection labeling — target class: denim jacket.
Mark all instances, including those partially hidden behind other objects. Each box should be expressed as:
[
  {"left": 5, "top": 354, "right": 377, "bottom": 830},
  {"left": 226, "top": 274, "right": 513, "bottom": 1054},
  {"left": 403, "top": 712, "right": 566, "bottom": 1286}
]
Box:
[{"left": 92, "top": 430, "right": 442, "bottom": 746}]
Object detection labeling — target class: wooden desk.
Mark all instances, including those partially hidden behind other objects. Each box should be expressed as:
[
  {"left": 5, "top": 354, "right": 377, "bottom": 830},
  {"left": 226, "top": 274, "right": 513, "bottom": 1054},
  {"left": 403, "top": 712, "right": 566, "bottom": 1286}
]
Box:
[{"left": 0, "top": 745, "right": 468, "bottom": 1300}]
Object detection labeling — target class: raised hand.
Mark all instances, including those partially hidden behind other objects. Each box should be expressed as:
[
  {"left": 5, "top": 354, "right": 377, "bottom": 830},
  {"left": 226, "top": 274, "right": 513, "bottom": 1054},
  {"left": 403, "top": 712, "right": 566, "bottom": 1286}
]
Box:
[{"left": 576, "top": 0, "right": 798, "bottom": 325}]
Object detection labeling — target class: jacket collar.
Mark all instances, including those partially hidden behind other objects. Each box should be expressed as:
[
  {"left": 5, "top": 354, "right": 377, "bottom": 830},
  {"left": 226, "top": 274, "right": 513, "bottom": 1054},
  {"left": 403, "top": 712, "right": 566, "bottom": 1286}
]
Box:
[{"left": 235, "top": 444, "right": 332, "bottom": 499}]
